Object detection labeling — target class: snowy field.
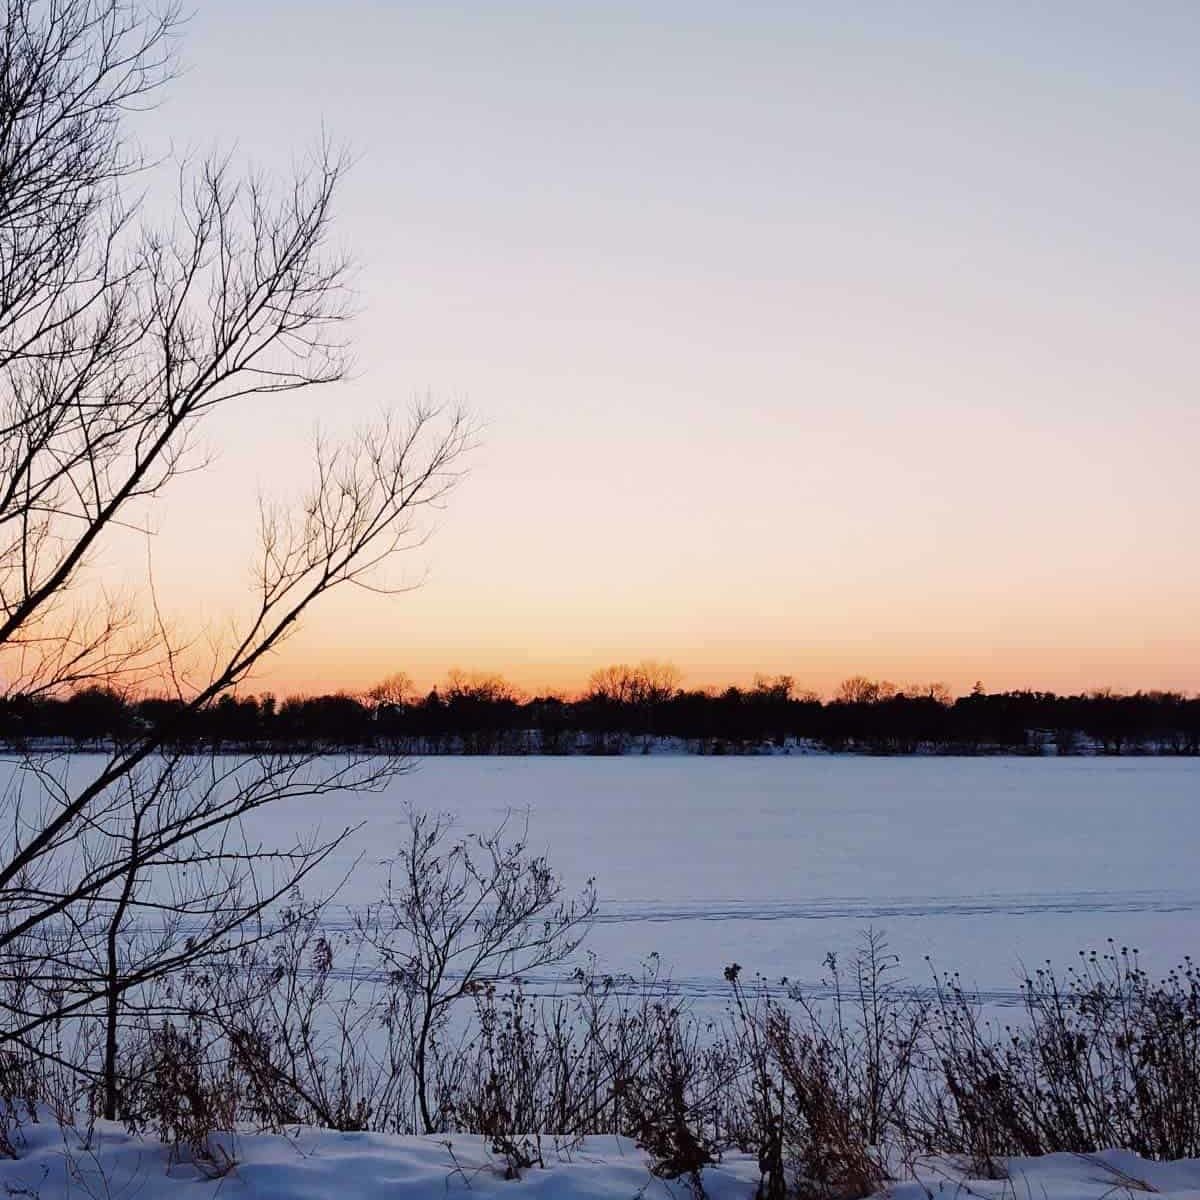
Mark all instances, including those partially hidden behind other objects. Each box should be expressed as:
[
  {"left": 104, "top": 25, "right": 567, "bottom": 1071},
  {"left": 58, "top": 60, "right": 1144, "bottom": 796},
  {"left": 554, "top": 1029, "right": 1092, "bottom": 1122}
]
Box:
[
  {"left": 230, "top": 755, "right": 1200, "bottom": 1009},
  {"left": 4, "top": 1117, "right": 1200, "bottom": 1200}
]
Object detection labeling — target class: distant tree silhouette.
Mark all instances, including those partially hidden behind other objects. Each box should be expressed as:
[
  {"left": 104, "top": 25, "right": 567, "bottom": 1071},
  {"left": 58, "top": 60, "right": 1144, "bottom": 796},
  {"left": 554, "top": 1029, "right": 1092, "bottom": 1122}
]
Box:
[
  {"left": 441, "top": 671, "right": 524, "bottom": 754},
  {"left": 8, "top": 672, "right": 1200, "bottom": 761},
  {"left": 836, "top": 676, "right": 898, "bottom": 705},
  {"left": 585, "top": 660, "right": 681, "bottom": 751},
  {"left": 366, "top": 671, "right": 415, "bottom": 710}
]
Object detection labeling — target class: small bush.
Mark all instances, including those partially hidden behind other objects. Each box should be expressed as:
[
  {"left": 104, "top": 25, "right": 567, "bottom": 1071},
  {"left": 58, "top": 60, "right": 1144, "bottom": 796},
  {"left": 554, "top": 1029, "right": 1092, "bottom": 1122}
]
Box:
[
  {"left": 724, "top": 956, "right": 898, "bottom": 1200},
  {"left": 119, "top": 1016, "right": 238, "bottom": 1175},
  {"left": 919, "top": 944, "right": 1200, "bottom": 1160}
]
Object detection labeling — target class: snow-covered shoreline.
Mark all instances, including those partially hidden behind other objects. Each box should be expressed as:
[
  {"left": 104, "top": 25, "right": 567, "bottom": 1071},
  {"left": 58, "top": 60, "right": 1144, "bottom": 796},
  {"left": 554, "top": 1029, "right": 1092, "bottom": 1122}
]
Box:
[{"left": 4, "top": 1118, "right": 1200, "bottom": 1200}]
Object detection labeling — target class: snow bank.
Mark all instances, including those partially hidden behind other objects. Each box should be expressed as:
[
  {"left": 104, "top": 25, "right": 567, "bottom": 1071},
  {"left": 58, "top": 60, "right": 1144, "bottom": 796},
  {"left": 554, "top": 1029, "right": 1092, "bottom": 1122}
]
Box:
[
  {"left": 0, "top": 1121, "right": 759, "bottom": 1198},
  {"left": 3, "top": 1119, "right": 1200, "bottom": 1200},
  {"left": 891, "top": 1152, "right": 1200, "bottom": 1200}
]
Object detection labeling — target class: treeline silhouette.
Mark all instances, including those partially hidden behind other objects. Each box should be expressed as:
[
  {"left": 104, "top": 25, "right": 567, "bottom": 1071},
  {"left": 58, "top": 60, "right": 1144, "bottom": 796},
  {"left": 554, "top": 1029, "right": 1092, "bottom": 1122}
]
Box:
[{"left": 3, "top": 665, "right": 1199, "bottom": 756}]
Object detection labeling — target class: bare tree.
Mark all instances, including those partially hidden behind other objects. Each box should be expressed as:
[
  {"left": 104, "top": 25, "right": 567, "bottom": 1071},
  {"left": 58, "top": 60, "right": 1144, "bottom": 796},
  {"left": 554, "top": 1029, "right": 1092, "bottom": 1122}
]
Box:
[
  {"left": 358, "top": 809, "right": 596, "bottom": 1133},
  {"left": 901, "top": 682, "right": 952, "bottom": 705},
  {"left": 366, "top": 671, "right": 415, "bottom": 710},
  {"left": 586, "top": 661, "right": 680, "bottom": 750},
  {"left": 834, "top": 677, "right": 898, "bottom": 705},
  {"left": 0, "top": 0, "right": 471, "bottom": 1114},
  {"left": 586, "top": 661, "right": 680, "bottom": 708},
  {"left": 442, "top": 670, "right": 521, "bottom": 706}
]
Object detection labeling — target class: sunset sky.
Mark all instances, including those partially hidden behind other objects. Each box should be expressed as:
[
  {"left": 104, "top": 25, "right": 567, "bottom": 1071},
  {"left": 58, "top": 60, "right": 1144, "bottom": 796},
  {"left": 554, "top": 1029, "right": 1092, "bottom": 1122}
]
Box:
[{"left": 122, "top": 2, "right": 1200, "bottom": 698}]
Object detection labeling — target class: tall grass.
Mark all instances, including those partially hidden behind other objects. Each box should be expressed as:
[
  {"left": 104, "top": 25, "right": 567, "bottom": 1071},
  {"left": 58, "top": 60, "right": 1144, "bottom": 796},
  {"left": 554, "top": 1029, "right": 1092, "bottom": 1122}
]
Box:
[{"left": 5, "top": 930, "right": 1199, "bottom": 1195}]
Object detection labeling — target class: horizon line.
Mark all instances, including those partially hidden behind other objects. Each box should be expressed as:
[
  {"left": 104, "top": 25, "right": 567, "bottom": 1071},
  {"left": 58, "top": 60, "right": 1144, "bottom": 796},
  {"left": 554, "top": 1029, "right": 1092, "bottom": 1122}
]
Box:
[{"left": 59, "top": 666, "right": 1200, "bottom": 706}]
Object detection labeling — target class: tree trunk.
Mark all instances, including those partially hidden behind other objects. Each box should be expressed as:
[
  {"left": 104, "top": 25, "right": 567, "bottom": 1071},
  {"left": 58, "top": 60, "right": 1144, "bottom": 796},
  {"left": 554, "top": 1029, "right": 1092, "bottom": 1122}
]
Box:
[{"left": 103, "top": 817, "right": 142, "bottom": 1121}]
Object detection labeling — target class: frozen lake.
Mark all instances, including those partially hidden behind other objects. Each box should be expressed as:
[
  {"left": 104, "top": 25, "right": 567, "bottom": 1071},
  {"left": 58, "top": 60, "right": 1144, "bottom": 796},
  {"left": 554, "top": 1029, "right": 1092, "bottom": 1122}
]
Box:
[{"left": 263, "top": 755, "right": 1200, "bottom": 1008}]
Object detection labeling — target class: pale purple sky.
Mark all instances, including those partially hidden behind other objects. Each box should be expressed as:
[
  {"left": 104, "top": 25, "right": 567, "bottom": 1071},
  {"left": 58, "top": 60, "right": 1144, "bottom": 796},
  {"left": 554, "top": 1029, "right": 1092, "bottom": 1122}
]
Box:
[{"left": 123, "top": 2, "right": 1200, "bottom": 696}]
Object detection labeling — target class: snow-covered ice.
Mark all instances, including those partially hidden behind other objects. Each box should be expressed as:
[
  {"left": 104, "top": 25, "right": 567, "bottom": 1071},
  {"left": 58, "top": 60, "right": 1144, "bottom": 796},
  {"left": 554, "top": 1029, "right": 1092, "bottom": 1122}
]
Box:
[
  {"left": 236, "top": 755, "right": 1200, "bottom": 1009},
  {"left": 21, "top": 753, "right": 1200, "bottom": 1008}
]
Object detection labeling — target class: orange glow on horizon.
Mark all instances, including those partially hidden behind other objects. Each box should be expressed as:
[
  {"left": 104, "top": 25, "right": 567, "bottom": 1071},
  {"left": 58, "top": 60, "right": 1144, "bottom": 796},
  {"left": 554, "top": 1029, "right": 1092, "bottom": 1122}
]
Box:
[{"left": 242, "top": 642, "right": 1200, "bottom": 703}]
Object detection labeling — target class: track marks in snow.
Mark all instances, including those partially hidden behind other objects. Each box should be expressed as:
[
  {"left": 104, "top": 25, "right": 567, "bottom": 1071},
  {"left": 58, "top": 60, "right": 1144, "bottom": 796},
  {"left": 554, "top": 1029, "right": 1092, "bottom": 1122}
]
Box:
[{"left": 590, "top": 889, "right": 1200, "bottom": 924}]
